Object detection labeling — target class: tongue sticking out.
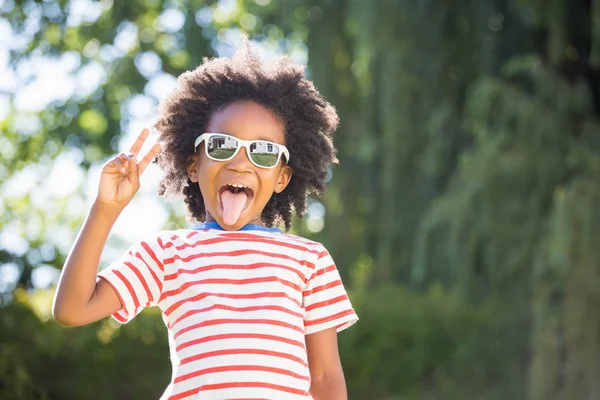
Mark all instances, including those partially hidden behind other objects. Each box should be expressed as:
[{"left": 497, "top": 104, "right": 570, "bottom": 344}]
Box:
[{"left": 221, "top": 190, "right": 248, "bottom": 226}]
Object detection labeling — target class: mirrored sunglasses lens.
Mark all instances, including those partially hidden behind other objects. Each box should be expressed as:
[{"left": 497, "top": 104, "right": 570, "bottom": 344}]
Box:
[
  {"left": 207, "top": 135, "right": 237, "bottom": 160},
  {"left": 249, "top": 141, "right": 280, "bottom": 167}
]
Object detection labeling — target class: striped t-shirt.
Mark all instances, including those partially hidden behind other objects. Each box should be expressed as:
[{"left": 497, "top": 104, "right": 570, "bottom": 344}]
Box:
[{"left": 97, "top": 222, "right": 358, "bottom": 399}]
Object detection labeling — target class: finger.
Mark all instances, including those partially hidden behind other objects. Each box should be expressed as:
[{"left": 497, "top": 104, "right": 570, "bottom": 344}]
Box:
[
  {"left": 137, "top": 142, "right": 162, "bottom": 174},
  {"left": 128, "top": 128, "right": 150, "bottom": 157},
  {"left": 113, "top": 157, "right": 127, "bottom": 174},
  {"left": 128, "top": 158, "right": 139, "bottom": 182}
]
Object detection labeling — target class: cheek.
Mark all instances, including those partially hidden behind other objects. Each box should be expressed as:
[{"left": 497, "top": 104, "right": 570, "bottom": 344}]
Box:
[
  {"left": 197, "top": 158, "right": 220, "bottom": 180},
  {"left": 196, "top": 166, "right": 221, "bottom": 199},
  {"left": 256, "top": 171, "right": 282, "bottom": 193}
]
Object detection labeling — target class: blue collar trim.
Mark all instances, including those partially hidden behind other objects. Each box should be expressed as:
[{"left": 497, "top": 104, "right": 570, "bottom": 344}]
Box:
[{"left": 194, "top": 221, "right": 281, "bottom": 233}]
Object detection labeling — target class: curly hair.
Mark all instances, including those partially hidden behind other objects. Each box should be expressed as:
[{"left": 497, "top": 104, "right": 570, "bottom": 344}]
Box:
[{"left": 154, "top": 41, "right": 339, "bottom": 230}]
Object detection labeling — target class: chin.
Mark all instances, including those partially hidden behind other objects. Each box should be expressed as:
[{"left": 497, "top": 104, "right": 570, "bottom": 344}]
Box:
[{"left": 218, "top": 218, "right": 247, "bottom": 230}]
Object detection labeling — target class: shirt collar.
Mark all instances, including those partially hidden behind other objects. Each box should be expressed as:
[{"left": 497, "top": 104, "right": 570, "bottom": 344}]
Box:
[{"left": 193, "top": 221, "right": 282, "bottom": 233}]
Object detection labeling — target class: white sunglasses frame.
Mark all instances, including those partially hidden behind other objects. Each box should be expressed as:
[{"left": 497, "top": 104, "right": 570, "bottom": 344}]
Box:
[{"left": 193, "top": 133, "right": 291, "bottom": 168}]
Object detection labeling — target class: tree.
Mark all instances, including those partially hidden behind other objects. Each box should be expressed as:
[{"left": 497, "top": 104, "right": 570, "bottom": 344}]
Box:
[
  {"left": 2, "top": 0, "right": 600, "bottom": 398},
  {"left": 304, "top": 0, "right": 600, "bottom": 398},
  {"left": 0, "top": 0, "right": 307, "bottom": 290}
]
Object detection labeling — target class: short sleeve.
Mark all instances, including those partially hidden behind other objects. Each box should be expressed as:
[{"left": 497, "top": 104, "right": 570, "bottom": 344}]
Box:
[
  {"left": 302, "top": 245, "right": 358, "bottom": 335},
  {"left": 97, "top": 233, "right": 164, "bottom": 324}
]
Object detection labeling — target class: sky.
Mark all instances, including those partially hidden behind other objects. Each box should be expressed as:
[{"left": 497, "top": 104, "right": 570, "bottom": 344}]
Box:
[{"left": 0, "top": 0, "right": 323, "bottom": 292}]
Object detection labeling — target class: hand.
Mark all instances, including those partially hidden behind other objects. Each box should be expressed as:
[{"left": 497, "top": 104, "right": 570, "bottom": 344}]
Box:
[{"left": 96, "top": 128, "right": 162, "bottom": 210}]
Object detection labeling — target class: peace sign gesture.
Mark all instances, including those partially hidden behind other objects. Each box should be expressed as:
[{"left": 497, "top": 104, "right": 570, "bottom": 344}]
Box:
[{"left": 96, "top": 128, "right": 162, "bottom": 210}]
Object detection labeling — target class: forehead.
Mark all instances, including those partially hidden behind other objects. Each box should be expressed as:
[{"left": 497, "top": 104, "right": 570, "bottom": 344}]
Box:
[{"left": 207, "top": 100, "right": 285, "bottom": 144}]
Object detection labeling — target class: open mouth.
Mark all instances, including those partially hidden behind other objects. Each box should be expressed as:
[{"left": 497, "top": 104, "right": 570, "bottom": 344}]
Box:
[
  {"left": 218, "top": 184, "right": 254, "bottom": 225},
  {"left": 219, "top": 183, "right": 254, "bottom": 200}
]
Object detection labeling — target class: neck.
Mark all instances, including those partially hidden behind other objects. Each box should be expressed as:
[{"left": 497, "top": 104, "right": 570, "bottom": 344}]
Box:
[{"left": 205, "top": 212, "right": 264, "bottom": 227}]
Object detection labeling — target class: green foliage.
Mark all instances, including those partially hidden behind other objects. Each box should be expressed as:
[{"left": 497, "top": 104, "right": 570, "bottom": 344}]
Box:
[
  {"left": 3, "top": 0, "right": 600, "bottom": 398},
  {"left": 0, "top": 290, "right": 170, "bottom": 399},
  {"left": 1, "top": 287, "right": 526, "bottom": 400},
  {"left": 339, "top": 286, "right": 530, "bottom": 400},
  {"left": 302, "top": 0, "right": 600, "bottom": 398}
]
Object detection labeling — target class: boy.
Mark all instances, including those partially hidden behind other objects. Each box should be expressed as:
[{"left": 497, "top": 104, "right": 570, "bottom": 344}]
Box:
[{"left": 53, "top": 42, "right": 358, "bottom": 399}]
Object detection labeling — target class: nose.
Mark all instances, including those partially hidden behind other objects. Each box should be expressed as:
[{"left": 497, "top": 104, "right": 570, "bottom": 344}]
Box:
[{"left": 226, "top": 146, "right": 253, "bottom": 172}]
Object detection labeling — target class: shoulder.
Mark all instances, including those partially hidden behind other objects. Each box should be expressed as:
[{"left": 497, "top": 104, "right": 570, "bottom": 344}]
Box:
[
  {"left": 277, "top": 232, "right": 321, "bottom": 246},
  {"left": 275, "top": 232, "right": 328, "bottom": 257}
]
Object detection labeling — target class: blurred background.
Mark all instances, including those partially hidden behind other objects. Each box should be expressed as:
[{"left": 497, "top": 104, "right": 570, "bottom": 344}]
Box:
[{"left": 1, "top": 0, "right": 600, "bottom": 399}]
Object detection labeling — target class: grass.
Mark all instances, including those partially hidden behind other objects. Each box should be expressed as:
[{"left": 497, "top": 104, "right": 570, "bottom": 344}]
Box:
[{"left": 210, "top": 149, "right": 277, "bottom": 166}]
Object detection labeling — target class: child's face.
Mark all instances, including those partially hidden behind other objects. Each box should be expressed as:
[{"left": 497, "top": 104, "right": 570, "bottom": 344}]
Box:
[{"left": 187, "top": 100, "right": 293, "bottom": 230}]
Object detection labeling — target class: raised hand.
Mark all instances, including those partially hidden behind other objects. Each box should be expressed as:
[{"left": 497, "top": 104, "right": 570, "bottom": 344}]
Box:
[{"left": 96, "top": 128, "right": 162, "bottom": 209}]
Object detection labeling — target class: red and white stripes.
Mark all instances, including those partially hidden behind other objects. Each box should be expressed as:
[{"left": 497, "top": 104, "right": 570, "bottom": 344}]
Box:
[{"left": 98, "top": 227, "right": 357, "bottom": 399}]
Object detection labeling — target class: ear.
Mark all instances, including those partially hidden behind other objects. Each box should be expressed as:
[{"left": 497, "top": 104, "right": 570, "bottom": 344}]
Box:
[
  {"left": 274, "top": 165, "right": 293, "bottom": 194},
  {"left": 187, "top": 155, "right": 199, "bottom": 183}
]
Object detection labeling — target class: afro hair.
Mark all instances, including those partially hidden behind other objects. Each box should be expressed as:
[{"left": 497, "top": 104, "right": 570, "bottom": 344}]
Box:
[{"left": 154, "top": 40, "right": 339, "bottom": 230}]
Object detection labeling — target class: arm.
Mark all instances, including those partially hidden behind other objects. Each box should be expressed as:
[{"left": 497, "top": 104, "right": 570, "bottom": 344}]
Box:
[
  {"left": 306, "top": 328, "right": 348, "bottom": 400},
  {"left": 52, "top": 129, "right": 161, "bottom": 326},
  {"left": 52, "top": 202, "right": 123, "bottom": 326}
]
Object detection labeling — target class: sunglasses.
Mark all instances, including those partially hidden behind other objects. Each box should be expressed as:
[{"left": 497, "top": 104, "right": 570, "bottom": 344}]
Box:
[{"left": 194, "top": 133, "right": 291, "bottom": 169}]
